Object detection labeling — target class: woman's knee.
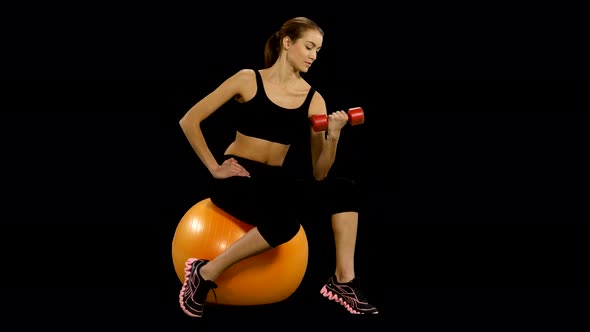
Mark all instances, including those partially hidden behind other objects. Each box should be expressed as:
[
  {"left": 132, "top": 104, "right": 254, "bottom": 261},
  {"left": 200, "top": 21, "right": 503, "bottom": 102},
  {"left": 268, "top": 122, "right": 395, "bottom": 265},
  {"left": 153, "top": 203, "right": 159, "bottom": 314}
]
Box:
[
  {"left": 323, "top": 177, "right": 361, "bottom": 214},
  {"left": 258, "top": 220, "right": 301, "bottom": 248}
]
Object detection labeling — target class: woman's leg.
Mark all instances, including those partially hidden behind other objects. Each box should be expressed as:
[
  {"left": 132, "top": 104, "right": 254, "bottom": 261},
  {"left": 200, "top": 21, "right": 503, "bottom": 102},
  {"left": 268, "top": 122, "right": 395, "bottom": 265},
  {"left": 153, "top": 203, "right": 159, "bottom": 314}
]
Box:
[
  {"left": 180, "top": 221, "right": 298, "bottom": 318},
  {"left": 331, "top": 211, "right": 358, "bottom": 283},
  {"left": 199, "top": 227, "right": 271, "bottom": 281},
  {"left": 317, "top": 177, "right": 378, "bottom": 314},
  {"left": 180, "top": 157, "right": 293, "bottom": 317}
]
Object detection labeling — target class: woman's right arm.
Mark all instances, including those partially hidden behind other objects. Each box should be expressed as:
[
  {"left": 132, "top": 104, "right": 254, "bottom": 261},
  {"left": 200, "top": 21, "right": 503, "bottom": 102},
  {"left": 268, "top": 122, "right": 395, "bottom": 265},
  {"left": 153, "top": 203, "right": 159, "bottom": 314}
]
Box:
[{"left": 179, "top": 69, "right": 252, "bottom": 178}]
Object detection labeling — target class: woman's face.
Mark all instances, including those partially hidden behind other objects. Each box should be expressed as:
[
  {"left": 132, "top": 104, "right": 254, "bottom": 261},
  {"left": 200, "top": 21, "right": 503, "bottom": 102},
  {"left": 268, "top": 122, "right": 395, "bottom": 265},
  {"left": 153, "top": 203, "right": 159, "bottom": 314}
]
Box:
[{"left": 286, "top": 29, "right": 323, "bottom": 73}]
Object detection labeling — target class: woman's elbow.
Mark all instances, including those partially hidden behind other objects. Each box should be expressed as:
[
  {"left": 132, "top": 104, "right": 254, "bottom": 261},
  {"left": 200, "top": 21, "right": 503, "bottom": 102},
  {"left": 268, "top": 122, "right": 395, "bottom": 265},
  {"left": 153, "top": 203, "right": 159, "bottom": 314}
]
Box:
[
  {"left": 313, "top": 170, "right": 328, "bottom": 181},
  {"left": 179, "top": 114, "right": 197, "bottom": 132},
  {"left": 179, "top": 113, "right": 190, "bottom": 126}
]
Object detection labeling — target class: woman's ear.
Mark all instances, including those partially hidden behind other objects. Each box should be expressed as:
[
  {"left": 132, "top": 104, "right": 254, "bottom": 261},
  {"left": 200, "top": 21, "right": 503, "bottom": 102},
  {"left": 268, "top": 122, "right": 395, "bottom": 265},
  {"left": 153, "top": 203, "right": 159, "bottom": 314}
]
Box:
[{"left": 282, "top": 36, "right": 291, "bottom": 49}]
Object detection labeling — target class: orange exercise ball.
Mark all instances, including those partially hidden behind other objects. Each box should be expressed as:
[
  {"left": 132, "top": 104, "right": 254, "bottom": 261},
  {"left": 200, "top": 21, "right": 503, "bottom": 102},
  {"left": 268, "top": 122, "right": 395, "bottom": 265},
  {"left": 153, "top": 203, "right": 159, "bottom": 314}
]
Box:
[{"left": 171, "top": 198, "right": 309, "bottom": 306}]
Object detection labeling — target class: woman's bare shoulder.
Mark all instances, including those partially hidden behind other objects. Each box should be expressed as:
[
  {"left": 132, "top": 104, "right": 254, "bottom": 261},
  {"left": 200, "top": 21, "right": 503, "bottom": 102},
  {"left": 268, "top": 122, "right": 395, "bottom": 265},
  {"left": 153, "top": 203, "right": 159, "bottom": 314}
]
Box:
[
  {"left": 232, "top": 68, "right": 256, "bottom": 82},
  {"left": 309, "top": 90, "right": 327, "bottom": 116},
  {"left": 228, "top": 69, "right": 258, "bottom": 102}
]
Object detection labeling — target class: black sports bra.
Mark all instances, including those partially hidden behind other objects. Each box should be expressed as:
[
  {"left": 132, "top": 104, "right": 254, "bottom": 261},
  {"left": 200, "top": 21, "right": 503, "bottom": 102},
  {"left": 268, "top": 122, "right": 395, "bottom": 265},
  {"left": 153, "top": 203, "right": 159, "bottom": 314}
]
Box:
[{"left": 235, "top": 70, "right": 315, "bottom": 145}]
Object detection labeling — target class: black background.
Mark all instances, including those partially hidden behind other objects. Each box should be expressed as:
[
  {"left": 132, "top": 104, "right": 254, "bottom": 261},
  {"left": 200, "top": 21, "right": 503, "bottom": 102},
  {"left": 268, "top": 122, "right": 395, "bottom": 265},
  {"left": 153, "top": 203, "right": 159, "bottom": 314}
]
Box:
[{"left": 2, "top": 3, "right": 589, "bottom": 330}]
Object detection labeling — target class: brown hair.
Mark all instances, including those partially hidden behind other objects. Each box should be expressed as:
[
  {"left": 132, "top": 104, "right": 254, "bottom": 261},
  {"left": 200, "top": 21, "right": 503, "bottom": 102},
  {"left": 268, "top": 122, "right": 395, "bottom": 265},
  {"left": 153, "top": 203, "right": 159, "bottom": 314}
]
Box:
[{"left": 263, "top": 17, "right": 324, "bottom": 68}]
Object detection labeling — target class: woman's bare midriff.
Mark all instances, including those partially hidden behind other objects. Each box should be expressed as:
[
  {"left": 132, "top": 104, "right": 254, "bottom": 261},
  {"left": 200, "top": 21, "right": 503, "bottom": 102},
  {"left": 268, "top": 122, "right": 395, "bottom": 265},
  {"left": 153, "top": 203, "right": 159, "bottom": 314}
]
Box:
[{"left": 224, "top": 131, "right": 290, "bottom": 166}]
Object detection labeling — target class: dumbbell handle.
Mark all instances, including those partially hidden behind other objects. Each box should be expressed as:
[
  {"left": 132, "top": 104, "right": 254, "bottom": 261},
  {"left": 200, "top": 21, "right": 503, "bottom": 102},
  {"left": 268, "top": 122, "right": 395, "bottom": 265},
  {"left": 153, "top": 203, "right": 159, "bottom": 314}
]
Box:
[{"left": 310, "top": 107, "right": 365, "bottom": 132}]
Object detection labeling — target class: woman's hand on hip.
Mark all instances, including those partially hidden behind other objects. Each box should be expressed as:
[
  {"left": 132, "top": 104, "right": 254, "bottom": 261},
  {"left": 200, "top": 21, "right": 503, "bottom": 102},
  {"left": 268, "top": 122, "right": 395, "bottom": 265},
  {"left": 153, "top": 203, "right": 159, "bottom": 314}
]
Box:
[{"left": 212, "top": 157, "right": 251, "bottom": 179}]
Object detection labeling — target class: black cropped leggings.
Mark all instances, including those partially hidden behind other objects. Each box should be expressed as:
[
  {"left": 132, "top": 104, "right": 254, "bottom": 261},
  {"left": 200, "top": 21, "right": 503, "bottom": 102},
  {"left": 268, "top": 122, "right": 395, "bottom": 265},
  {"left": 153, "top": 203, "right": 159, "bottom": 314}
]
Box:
[{"left": 210, "top": 155, "right": 360, "bottom": 248}]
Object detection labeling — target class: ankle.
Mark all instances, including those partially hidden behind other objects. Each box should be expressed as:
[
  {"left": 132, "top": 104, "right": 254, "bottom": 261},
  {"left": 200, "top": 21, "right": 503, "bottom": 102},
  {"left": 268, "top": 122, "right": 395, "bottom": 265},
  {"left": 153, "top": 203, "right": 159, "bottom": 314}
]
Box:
[
  {"left": 334, "top": 274, "right": 355, "bottom": 284},
  {"left": 198, "top": 262, "right": 216, "bottom": 282}
]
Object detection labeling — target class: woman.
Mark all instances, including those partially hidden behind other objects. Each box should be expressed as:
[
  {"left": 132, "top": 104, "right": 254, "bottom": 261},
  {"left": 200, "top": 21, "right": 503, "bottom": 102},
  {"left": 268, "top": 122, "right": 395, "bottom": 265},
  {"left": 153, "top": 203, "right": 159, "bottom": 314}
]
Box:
[{"left": 178, "top": 16, "right": 377, "bottom": 317}]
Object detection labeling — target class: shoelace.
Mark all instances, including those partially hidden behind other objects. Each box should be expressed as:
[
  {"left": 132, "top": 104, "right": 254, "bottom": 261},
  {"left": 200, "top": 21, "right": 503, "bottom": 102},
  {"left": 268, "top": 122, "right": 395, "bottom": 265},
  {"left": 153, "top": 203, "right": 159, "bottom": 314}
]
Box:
[
  {"left": 347, "top": 278, "right": 368, "bottom": 302},
  {"left": 208, "top": 281, "right": 218, "bottom": 304},
  {"left": 196, "top": 280, "right": 219, "bottom": 304}
]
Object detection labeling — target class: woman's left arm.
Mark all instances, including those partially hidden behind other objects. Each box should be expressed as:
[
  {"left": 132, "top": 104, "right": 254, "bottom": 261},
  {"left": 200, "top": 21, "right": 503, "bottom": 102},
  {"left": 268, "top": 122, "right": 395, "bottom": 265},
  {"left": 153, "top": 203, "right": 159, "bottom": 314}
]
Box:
[{"left": 308, "top": 93, "right": 348, "bottom": 181}]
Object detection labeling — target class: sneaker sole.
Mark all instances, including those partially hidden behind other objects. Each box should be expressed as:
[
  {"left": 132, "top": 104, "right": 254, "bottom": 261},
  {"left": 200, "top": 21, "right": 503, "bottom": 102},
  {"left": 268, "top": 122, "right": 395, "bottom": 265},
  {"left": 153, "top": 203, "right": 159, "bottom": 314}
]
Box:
[
  {"left": 179, "top": 258, "right": 203, "bottom": 317},
  {"left": 320, "top": 285, "right": 361, "bottom": 314},
  {"left": 320, "top": 286, "right": 378, "bottom": 315}
]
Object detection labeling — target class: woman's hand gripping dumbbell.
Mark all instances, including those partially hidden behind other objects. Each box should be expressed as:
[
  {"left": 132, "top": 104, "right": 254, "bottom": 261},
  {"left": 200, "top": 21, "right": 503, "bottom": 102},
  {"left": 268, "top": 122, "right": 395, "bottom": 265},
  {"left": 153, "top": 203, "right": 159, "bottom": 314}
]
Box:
[{"left": 310, "top": 107, "right": 365, "bottom": 132}]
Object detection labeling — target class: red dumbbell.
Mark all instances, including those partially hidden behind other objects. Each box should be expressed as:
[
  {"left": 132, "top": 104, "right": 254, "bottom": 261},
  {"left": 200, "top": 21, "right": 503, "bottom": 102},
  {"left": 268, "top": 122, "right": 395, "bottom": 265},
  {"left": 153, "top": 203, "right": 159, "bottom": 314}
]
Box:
[{"left": 310, "top": 107, "right": 365, "bottom": 132}]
